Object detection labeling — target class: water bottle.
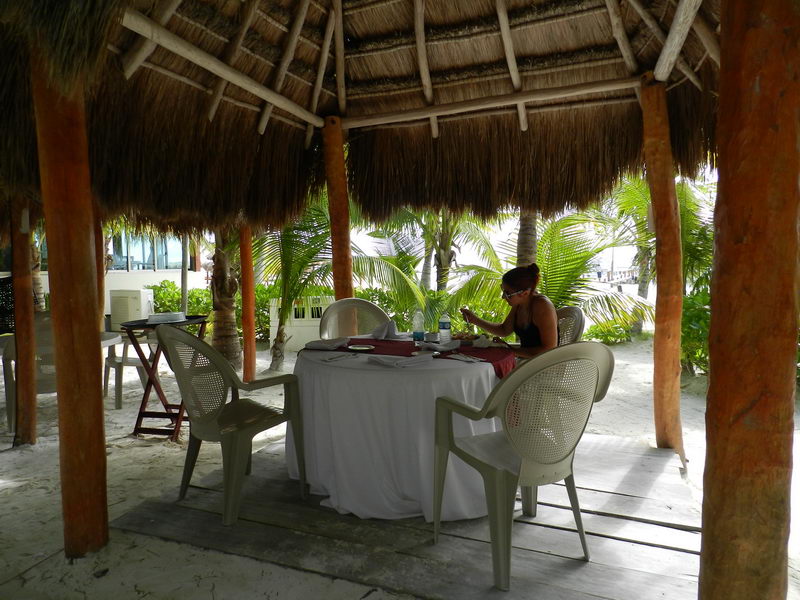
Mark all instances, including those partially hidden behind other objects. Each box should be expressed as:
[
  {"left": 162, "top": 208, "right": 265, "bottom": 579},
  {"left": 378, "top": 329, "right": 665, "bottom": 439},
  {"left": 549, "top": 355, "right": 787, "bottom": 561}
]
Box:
[
  {"left": 412, "top": 309, "right": 425, "bottom": 342},
  {"left": 438, "top": 312, "right": 451, "bottom": 344}
]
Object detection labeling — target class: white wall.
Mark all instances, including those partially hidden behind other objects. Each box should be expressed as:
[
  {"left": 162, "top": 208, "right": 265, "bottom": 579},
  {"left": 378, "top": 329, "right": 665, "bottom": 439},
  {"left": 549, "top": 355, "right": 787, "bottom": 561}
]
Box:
[{"left": 37, "top": 270, "right": 210, "bottom": 314}]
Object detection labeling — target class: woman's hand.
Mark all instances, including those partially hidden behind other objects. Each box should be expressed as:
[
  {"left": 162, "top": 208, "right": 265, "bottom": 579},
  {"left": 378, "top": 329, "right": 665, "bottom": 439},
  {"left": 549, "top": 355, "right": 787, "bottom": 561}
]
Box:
[{"left": 460, "top": 307, "right": 476, "bottom": 324}]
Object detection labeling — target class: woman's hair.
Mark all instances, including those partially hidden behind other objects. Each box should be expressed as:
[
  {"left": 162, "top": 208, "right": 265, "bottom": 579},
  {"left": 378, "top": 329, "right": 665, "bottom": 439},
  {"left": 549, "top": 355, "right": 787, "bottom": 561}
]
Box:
[{"left": 502, "top": 263, "right": 540, "bottom": 291}]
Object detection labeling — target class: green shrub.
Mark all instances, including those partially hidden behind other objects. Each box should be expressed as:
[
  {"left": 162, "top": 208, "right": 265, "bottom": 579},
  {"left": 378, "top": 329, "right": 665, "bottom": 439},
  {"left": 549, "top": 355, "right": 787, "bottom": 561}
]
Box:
[
  {"left": 681, "top": 288, "right": 710, "bottom": 375},
  {"left": 584, "top": 322, "right": 632, "bottom": 345}
]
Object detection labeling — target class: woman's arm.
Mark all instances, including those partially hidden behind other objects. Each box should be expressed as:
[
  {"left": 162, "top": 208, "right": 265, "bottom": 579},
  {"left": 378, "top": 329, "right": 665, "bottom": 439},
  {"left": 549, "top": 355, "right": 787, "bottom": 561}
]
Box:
[
  {"left": 460, "top": 307, "right": 515, "bottom": 337},
  {"left": 514, "top": 297, "right": 558, "bottom": 359}
]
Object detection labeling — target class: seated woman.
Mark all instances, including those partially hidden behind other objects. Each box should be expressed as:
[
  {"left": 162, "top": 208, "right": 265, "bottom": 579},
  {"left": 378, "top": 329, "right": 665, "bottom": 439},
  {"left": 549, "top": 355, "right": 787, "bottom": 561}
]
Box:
[{"left": 460, "top": 263, "right": 558, "bottom": 359}]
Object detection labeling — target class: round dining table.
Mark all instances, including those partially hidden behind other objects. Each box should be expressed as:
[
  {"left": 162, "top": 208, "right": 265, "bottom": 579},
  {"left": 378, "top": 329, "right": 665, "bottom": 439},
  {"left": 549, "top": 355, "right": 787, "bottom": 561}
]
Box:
[{"left": 285, "top": 348, "right": 508, "bottom": 522}]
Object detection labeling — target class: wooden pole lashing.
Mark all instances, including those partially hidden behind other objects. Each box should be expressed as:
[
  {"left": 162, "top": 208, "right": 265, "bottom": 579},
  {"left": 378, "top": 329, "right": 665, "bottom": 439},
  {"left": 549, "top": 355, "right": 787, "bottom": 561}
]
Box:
[
  {"left": 639, "top": 72, "right": 685, "bottom": 459},
  {"left": 239, "top": 226, "right": 256, "bottom": 382},
  {"left": 30, "top": 57, "right": 108, "bottom": 557},
  {"left": 11, "top": 198, "right": 37, "bottom": 446},
  {"left": 322, "top": 116, "right": 354, "bottom": 302},
  {"left": 700, "top": 2, "right": 799, "bottom": 598}
]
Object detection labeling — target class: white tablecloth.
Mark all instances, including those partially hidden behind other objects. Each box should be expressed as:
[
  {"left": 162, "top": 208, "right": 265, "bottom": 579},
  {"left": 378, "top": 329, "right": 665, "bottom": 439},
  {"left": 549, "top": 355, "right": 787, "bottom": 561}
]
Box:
[{"left": 286, "top": 350, "right": 501, "bottom": 521}]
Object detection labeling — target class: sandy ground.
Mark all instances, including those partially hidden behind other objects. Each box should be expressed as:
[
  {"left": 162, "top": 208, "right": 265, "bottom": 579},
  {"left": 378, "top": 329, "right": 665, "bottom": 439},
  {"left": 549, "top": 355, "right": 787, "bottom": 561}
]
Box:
[{"left": 0, "top": 339, "right": 797, "bottom": 600}]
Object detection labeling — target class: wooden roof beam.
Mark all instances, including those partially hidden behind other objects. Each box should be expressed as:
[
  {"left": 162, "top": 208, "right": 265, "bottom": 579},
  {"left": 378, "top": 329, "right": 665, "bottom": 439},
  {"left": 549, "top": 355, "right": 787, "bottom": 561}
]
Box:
[
  {"left": 414, "top": 0, "right": 439, "bottom": 138},
  {"left": 258, "top": 0, "right": 312, "bottom": 135},
  {"left": 341, "top": 76, "right": 641, "bottom": 129},
  {"left": 689, "top": 12, "right": 720, "bottom": 67},
  {"left": 122, "top": 8, "right": 324, "bottom": 127},
  {"left": 654, "top": 0, "right": 702, "bottom": 81},
  {"left": 121, "top": 0, "right": 183, "bottom": 79},
  {"left": 305, "top": 11, "right": 336, "bottom": 148},
  {"left": 496, "top": 0, "right": 528, "bottom": 131},
  {"left": 333, "top": 0, "right": 347, "bottom": 114},
  {"left": 626, "top": 0, "right": 702, "bottom": 90},
  {"left": 207, "top": 0, "right": 259, "bottom": 122},
  {"left": 605, "top": 0, "right": 638, "bottom": 73}
]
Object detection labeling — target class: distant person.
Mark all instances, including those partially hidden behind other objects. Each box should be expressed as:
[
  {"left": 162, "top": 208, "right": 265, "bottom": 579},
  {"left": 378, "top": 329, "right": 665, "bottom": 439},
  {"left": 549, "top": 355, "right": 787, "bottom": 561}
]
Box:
[{"left": 460, "top": 263, "right": 558, "bottom": 359}]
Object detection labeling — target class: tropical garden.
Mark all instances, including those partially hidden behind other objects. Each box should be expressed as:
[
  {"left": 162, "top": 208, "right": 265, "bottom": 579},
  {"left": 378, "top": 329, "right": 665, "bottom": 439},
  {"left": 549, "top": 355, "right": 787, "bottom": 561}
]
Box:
[{"left": 131, "top": 173, "right": 717, "bottom": 375}]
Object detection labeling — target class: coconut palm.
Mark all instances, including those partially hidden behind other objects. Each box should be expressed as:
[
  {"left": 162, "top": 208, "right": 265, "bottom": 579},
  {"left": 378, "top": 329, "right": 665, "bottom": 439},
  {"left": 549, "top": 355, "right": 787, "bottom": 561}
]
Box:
[
  {"left": 210, "top": 229, "right": 241, "bottom": 368},
  {"left": 255, "top": 200, "right": 424, "bottom": 371},
  {"left": 449, "top": 212, "right": 654, "bottom": 336}
]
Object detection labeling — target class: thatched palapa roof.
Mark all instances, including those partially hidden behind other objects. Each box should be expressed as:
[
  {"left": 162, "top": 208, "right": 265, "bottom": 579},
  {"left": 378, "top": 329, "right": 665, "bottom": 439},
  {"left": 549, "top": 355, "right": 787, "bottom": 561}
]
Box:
[{"left": 0, "top": 0, "right": 719, "bottom": 230}]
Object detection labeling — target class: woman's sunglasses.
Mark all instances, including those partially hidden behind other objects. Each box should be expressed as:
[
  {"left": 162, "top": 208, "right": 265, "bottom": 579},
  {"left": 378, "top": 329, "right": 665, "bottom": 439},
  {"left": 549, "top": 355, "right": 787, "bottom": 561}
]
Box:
[{"left": 501, "top": 288, "right": 529, "bottom": 299}]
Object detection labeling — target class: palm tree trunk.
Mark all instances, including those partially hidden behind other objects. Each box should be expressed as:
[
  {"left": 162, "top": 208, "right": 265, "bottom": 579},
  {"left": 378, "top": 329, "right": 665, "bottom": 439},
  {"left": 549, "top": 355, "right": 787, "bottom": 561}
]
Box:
[
  {"left": 269, "top": 322, "right": 290, "bottom": 371},
  {"left": 435, "top": 247, "right": 453, "bottom": 291},
  {"left": 30, "top": 242, "right": 45, "bottom": 312},
  {"left": 420, "top": 242, "right": 433, "bottom": 291},
  {"left": 630, "top": 256, "right": 651, "bottom": 336},
  {"left": 516, "top": 210, "right": 537, "bottom": 266},
  {"left": 180, "top": 233, "right": 189, "bottom": 314},
  {"left": 211, "top": 230, "right": 241, "bottom": 368}
]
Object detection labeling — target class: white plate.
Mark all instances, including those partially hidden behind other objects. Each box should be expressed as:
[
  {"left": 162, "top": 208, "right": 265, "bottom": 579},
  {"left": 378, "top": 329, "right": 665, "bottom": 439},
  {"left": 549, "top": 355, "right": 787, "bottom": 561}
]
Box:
[
  {"left": 347, "top": 344, "right": 376, "bottom": 352},
  {"left": 412, "top": 350, "right": 440, "bottom": 357}
]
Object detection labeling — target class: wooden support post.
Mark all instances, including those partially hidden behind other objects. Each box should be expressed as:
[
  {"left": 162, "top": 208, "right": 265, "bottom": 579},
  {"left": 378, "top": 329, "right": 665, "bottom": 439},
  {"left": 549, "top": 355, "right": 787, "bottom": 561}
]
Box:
[
  {"left": 93, "top": 206, "right": 105, "bottom": 330},
  {"left": 239, "top": 226, "right": 256, "bottom": 382},
  {"left": 11, "top": 198, "right": 36, "bottom": 445},
  {"left": 322, "top": 116, "right": 353, "bottom": 300},
  {"left": 639, "top": 72, "right": 684, "bottom": 459},
  {"left": 700, "top": 2, "right": 799, "bottom": 598},
  {"left": 30, "top": 58, "right": 108, "bottom": 557}
]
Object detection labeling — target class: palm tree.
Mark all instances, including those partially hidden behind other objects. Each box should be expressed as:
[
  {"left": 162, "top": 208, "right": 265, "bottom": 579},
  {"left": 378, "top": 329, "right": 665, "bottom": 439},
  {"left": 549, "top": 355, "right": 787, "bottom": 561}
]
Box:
[
  {"left": 255, "top": 199, "right": 424, "bottom": 371},
  {"left": 516, "top": 209, "right": 537, "bottom": 267},
  {"left": 450, "top": 212, "right": 654, "bottom": 336},
  {"left": 210, "top": 229, "right": 241, "bottom": 368}
]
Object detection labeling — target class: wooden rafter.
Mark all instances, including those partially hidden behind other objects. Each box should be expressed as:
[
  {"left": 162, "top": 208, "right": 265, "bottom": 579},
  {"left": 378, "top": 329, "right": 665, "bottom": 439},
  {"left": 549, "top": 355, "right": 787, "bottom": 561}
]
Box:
[
  {"left": 414, "top": 0, "right": 439, "bottom": 138},
  {"left": 306, "top": 10, "right": 337, "bottom": 148},
  {"left": 121, "top": 8, "right": 324, "bottom": 127},
  {"left": 347, "top": 2, "right": 607, "bottom": 59},
  {"left": 654, "top": 0, "right": 702, "bottom": 81},
  {"left": 626, "top": 0, "right": 702, "bottom": 90},
  {"left": 341, "top": 76, "right": 641, "bottom": 129},
  {"left": 258, "top": 0, "right": 312, "bottom": 135},
  {"left": 333, "top": 0, "right": 346, "bottom": 114},
  {"left": 121, "top": 0, "right": 183, "bottom": 79},
  {"left": 496, "top": 0, "right": 528, "bottom": 131},
  {"left": 207, "top": 0, "right": 259, "bottom": 122},
  {"left": 605, "top": 0, "right": 638, "bottom": 73},
  {"left": 689, "top": 12, "right": 720, "bottom": 67}
]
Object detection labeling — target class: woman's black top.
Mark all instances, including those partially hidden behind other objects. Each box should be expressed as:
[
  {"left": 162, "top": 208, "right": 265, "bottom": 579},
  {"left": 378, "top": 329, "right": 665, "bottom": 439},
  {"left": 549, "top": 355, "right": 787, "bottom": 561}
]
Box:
[{"left": 514, "top": 321, "right": 543, "bottom": 348}]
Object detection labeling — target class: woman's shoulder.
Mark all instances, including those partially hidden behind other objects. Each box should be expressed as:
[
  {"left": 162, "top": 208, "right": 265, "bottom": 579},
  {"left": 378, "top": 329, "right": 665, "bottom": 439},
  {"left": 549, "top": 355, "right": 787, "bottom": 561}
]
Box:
[{"left": 530, "top": 294, "right": 557, "bottom": 315}]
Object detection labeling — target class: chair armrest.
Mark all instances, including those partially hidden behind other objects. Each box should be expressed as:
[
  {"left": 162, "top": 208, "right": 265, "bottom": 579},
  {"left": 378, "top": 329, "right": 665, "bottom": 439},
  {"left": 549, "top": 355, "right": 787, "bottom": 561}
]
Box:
[
  {"left": 235, "top": 372, "right": 297, "bottom": 392},
  {"left": 435, "top": 395, "right": 483, "bottom": 420}
]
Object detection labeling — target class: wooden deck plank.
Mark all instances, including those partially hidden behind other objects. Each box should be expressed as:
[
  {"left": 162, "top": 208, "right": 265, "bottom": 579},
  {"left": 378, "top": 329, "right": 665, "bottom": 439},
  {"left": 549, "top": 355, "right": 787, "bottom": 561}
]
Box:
[{"left": 112, "top": 498, "right": 697, "bottom": 600}]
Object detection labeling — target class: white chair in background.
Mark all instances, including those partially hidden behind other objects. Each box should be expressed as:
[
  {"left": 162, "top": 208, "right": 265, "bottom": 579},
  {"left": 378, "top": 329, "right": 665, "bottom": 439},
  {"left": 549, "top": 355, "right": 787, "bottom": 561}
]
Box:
[
  {"left": 556, "top": 305, "right": 585, "bottom": 346},
  {"left": 318, "top": 298, "right": 390, "bottom": 339},
  {"left": 432, "top": 341, "right": 614, "bottom": 590}
]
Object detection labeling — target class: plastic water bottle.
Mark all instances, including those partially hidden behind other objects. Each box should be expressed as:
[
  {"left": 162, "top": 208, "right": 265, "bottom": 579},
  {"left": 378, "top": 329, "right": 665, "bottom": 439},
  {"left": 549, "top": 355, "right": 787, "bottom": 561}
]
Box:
[
  {"left": 412, "top": 309, "right": 425, "bottom": 342},
  {"left": 438, "top": 312, "right": 451, "bottom": 344}
]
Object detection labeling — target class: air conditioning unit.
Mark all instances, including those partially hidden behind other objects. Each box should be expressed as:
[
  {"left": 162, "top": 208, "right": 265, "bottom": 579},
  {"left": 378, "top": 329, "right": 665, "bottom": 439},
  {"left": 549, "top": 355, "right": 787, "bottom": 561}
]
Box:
[{"left": 110, "top": 289, "right": 154, "bottom": 331}]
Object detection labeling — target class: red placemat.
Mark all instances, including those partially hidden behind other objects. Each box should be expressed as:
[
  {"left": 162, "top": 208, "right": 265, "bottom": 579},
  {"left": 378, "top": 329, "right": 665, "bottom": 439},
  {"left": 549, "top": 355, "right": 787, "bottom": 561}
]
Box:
[{"left": 332, "top": 338, "right": 516, "bottom": 378}]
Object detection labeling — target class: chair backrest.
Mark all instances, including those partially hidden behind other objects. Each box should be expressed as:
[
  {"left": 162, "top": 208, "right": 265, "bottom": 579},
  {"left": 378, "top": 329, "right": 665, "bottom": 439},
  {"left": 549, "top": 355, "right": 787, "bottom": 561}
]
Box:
[
  {"left": 556, "top": 306, "right": 585, "bottom": 346},
  {"left": 482, "top": 342, "right": 613, "bottom": 477},
  {"left": 319, "top": 298, "right": 390, "bottom": 339},
  {"left": 156, "top": 324, "right": 240, "bottom": 440}
]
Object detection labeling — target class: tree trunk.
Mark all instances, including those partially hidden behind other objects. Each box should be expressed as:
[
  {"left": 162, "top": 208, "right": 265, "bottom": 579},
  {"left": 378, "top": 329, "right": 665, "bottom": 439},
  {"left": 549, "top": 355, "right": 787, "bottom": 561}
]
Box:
[
  {"left": 420, "top": 242, "right": 433, "bottom": 291},
  {"left": 211, "top": 230, "right": 241, "bottom": 368},
  {"left": 630, "top": 251, "right": 651, "bottom": 336},
  {"left": 269, "top": 323, "right": 290, "bottom": 371},
  {"left": 700, "top": 2, "right": 799, "bottom": 598},
  {"left": 435, "top": 247, "right": 454, "bottom": 292},
  {"left": 30, "top": 241, "right": 45, "bottom": 312},
  {"left": 180, "top": 233, "right": 189, "bottom": 314},
  {"left": 516, "top": 209, "right": 537, "bottom": 266}
]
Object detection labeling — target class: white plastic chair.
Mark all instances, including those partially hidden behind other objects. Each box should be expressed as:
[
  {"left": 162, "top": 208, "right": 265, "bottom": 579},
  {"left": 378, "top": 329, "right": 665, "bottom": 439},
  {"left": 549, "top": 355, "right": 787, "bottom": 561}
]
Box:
[
  {"left": 157, "top": 324, "right": 306, "bottom": 525},
  {"left": 318, "top": 298, "right": 390, "bottom": 339},
  {"left": 433, "top": 341, "right": 614, "bottom": 590},
  {"left": 103, "top": 332, "right": 154, "bottom": 410},
  {"left": 556, "top": 306, "right": 585, "bottom": 346}
]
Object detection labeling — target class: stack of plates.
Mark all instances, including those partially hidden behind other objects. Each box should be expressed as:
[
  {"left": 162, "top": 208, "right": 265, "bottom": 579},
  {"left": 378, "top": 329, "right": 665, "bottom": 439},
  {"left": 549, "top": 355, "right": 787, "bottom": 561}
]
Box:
[{"left": 146, "top": 311, "right": 186, "bottom": 325}]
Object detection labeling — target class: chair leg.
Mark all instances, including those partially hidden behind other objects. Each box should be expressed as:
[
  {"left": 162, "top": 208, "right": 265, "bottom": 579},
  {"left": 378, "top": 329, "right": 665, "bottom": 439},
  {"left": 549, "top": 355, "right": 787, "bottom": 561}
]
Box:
[
  {"left": 4, "top": 360, "right": 15, "bottom": 432},
  {"left": 114, "top": 363, "right": 124, "bottom": 410},
  {"left": 220, "top": 433, "right": 253, "bottom": 526},
  {"left": 484, "top": 469, "right": 520, "bottom": 591},
  {"left": 565, "top": 474, "right": 590, "bottom": 560},
  {"left": 103, "top": 361, "right": 110, "bottom": 398},
  {"left": 245, "top": 451, "right": 253, "bottom": 475},
  {"left": 432, "top": 444, "right": 449, "bottom": 544},
  {"left": 521, "top": 485, "right": 538, "bottom": 517},
  {"left": 179, "top": 434, "right": 202, "bottom": 500}
]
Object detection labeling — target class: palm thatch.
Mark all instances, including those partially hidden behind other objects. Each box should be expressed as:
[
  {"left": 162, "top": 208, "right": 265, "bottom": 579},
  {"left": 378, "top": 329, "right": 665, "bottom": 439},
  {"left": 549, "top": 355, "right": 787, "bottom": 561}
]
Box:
[{"left": 0, "top": 0, "right": 720, "bottom": 232}]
